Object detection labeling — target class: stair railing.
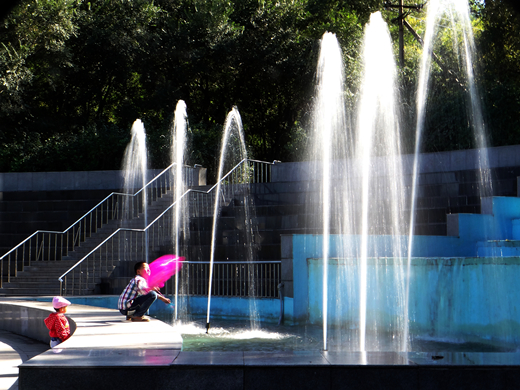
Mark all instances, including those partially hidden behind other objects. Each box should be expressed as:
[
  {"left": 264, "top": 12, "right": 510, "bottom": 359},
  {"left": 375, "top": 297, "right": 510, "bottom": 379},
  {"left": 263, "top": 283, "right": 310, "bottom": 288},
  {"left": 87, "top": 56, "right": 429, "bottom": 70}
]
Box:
[
  {"left": 0, "top": 164, "right": 185, "bottom": 288},
  {"left": 58, "top": 159, "right": 275, "bottom": 296}
]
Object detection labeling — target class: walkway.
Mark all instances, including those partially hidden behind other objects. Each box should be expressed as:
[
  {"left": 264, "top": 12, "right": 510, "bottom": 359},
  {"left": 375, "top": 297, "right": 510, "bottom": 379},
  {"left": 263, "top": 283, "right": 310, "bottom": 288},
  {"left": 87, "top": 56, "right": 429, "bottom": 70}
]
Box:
[
  {"left": 0, "top": 299, "right": 181, "bottom": 390},
  {"left": 0, "top": 330, "right": 48, "bottom": 390}
]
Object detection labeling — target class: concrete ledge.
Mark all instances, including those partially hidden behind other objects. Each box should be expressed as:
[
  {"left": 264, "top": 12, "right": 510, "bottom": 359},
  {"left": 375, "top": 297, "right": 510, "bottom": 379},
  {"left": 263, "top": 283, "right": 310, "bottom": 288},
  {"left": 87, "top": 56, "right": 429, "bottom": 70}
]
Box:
[
  {"left": 0, "top": 301, "right": 76, "bottom": 344},
  {"left": 6, "top": 300, "right": 520, "bottom": 390},
  {"left": 0, "top": 166, "right": 206, "bottom": 192},
  {"left": 19, "top": 350, "right": 520, "bottom": 390},
  {"left": 0, "top": 300, "right": 182, "bottom": 350},
  {"left": 0, "top": 300, "right": 182, "bottom": 390}
]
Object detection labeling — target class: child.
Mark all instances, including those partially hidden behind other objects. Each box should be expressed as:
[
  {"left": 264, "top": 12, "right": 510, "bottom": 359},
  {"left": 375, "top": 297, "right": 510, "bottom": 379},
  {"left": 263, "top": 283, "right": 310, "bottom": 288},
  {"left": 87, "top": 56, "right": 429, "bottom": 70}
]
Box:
[
  {"left": 118, "top": 261, "right": 171, "bottom": 322},
  {"left": 44, "top": 296, "right": 72, "bottom": 348}
]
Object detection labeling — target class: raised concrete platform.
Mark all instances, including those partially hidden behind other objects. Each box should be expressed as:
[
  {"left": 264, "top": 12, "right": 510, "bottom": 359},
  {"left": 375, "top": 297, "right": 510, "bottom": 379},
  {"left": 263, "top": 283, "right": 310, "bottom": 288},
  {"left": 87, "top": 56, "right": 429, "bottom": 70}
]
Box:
[
  {"left": 2, "top": 300, "right": 520, "bottom": 390},
  {"left": 0, "top": 299, "right": 181, "bottom": 390},
  {"left": 21, "top": 350, "right": 520, "bottom": 390}
]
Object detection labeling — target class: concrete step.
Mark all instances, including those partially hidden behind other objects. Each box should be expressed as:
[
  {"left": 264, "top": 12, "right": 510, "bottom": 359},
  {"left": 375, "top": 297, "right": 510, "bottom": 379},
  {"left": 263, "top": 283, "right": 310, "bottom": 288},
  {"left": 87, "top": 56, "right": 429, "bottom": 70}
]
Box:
[
  {"left": 477, "top": 240, "right": 520, "bottom": 257},
  {"left": 20, "top": 261, "right": 78, "bottom": 270},
  {"left": 3, "top": 281, "right": 67, "bottom": 288},
  {"left": 0, "top": 287, "right": 64, "bottom": 295},
  {"left": 0, "top": 187, "right": 178, "bottom": 296},
  {"left": 5, "top": 268, "right": 115, "bottom": 282}
]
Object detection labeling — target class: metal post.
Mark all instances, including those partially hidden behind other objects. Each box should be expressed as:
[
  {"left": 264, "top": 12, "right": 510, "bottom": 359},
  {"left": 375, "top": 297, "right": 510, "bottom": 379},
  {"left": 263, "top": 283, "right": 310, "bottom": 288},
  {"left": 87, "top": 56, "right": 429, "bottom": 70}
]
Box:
[{"left": 399, "top": 0, "right": 404, "bottom": 68}]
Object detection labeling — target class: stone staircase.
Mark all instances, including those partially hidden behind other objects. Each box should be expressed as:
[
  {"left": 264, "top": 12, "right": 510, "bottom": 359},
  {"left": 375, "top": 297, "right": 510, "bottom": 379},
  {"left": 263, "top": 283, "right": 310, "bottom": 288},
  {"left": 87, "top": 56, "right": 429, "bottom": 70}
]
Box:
[
  {"left": 0, "top": 192, "right": 175, "bottom": 296},
  {"left": 0, "top": 189, "right": 113, "bottom": 257},
  {"left": 183, "top": 181, "right": 322, "bottom": 265},
  {"left": 3, "top": 151, "right": 520, "bottom": 296}
]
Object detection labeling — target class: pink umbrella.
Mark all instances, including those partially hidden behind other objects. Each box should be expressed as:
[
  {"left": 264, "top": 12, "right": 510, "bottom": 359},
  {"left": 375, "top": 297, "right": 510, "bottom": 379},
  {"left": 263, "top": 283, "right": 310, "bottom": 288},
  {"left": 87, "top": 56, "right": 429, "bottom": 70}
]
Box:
[{"left": 147, "top": 254, "right": 184, "bottom": 289}]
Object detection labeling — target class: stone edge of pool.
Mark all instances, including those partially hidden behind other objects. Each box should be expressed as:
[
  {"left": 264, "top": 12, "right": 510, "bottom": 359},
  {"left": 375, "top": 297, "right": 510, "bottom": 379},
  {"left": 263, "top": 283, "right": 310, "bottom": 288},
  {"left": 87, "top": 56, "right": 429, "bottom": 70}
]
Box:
[{"left": 2, "top": 298, "right": 520, "bottom": 390}]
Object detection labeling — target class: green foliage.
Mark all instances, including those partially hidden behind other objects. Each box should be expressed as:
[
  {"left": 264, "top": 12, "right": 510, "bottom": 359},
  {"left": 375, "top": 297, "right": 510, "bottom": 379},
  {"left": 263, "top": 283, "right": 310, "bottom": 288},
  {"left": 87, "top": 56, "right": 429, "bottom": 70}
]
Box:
[
  {"left": 473, "top": 0, "right": 520, "bottom": 147},
  {"left": 1, "top": 0, "right": 520, "bottom": 173}
]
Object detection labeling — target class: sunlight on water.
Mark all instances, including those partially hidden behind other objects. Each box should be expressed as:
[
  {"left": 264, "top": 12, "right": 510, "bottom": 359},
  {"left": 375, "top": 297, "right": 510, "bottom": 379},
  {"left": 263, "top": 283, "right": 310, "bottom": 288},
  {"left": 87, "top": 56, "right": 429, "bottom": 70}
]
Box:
[
  {"left": 171, "top": 100, "right": 188, "bottom": 320},
  {"left": 407, "top": 0, "right": 495, "bottom": 349},
  {"left": 207, "top": 108, "right": 247, "bottom": 329},
  {"left": 173, "top": 321, "right": 289, "bottom": 340},
  {"left": 220, "top": 330, "right": 289, "bottom": 340},
  {"left": 168, "top": 318, "right": 512, "bottom": 353},
  {"left": 356, "top": 11, "right": 406, "bottom": 352},
  {"left": 172, "top": 320, "right": 303, "bottom": 352},
  {"left": 121, "top": 119, "right": 149, "bottom": 261},
  {"left": 310, "top": 31, "right": 350, "bottom": 352}
]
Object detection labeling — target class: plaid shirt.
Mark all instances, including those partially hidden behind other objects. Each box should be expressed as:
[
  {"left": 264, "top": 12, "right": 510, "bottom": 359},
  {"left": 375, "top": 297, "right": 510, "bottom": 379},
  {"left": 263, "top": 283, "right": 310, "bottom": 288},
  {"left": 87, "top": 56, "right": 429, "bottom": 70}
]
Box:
[{"left": 118, "top": 275, "right": 149, "bottom": 310}]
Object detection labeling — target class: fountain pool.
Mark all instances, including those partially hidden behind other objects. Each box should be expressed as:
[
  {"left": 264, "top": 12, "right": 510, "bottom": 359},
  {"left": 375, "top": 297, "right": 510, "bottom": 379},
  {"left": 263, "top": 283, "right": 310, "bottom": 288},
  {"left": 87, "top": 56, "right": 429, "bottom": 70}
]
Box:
[{"left": 158, "top": 317, "right": 515, "bottom": 353}]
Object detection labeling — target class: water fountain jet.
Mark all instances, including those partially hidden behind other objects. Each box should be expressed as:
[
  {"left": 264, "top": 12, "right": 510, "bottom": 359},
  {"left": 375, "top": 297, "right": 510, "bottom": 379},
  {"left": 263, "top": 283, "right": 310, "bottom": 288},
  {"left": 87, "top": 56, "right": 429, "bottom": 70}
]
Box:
[
  {"left": 355, "top": 11, "right": 407, "bottom": 352},
  {"left": 121, "top": 119, "right": 149, "bottom": 263},
  {"left": 171, "top": 100, "right": 188, "bottom": 321},
  {"left": 406, "top": 0, "right": 494, "bottom": 348},
  {"left": 206, "top": 107, "right": 260, "bottom": 332}
]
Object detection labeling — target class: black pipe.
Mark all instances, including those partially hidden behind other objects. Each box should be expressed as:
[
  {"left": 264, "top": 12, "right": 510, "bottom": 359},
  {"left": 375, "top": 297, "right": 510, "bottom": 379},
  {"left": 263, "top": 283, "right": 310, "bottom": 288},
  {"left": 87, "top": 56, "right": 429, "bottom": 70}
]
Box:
[{"left": 277, "top": 282, "right": 284, "bottom": 325}]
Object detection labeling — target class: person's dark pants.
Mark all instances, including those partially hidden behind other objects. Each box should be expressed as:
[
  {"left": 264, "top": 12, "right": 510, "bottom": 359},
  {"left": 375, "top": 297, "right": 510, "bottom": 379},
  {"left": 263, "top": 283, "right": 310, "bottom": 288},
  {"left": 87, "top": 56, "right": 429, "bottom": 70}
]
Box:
[{"left": 120, "top": 291, "right": 157, "bottom": 318}]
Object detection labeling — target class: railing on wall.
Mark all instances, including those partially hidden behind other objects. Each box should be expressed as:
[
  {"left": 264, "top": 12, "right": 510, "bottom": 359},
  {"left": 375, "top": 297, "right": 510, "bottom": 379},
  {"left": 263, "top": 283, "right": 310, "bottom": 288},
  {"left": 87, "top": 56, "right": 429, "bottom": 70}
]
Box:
[
  {"left": 167, "top": 261, "right": 281, "bottom": 298},
  {"left": 0, "top": 164, "right": 195, "bottom": 288},
  {"left": 58, "top": 159, "right": 275, "bottom": 296}
]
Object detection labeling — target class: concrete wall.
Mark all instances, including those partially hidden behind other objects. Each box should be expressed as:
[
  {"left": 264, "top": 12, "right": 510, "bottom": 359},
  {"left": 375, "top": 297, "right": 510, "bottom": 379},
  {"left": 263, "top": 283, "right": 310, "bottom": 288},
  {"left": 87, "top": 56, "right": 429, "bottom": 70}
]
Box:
[
  {"left": 185, "top": 296, "right": 281, "bottom": 322},
  {"left": 4, "top": 144, "right": 518, "bottom": 191},
  {"left": 279, "top": 195, "right": 520, "bottom": 345},
  {"left": 0, "top": 166, "right": 207, "bottom": 192},
  {"left": 0, "top": 171, "right": 126, "bottom": 192},
  {"left": 0, "top": 301, "right": 76, "bottom": 344},
  {"left": 271, "top": 145, "right": 520, "bottom": 183},
  {"left": 301, "top": 256, "right": 520, "bottom": 347},
  {"left": 28, "top": 295, "right": 283, "bottom": 324}
]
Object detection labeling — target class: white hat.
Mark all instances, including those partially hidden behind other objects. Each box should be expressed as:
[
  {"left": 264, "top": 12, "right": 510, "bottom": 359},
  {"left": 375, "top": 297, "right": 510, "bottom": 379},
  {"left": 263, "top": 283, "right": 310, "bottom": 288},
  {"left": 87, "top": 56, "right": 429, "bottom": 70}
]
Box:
[{"left": 52, "top": 296, "right": 71, "bottom": 309}]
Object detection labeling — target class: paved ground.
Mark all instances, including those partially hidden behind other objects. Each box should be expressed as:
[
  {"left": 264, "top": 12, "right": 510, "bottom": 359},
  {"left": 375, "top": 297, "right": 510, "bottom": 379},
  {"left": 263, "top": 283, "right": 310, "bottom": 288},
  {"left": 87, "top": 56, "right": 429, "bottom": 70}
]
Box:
[
  {"left": 0, "top": 330, "right": 48, "bottom": 390},
  {"left": 0, "top": 299, "right": 182, "bottom": 390}
]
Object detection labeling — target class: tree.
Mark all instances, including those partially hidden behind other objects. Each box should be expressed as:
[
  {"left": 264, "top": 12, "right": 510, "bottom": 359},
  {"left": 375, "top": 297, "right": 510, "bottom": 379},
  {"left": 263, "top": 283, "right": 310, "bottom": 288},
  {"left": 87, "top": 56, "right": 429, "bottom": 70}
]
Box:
[
  {"left": 3, "top": 0, "right": 519, "bottom": 174},
  {"left": 0, "top": 0, "right": 79, "bottom": 171},
  {"left": 474, "top": 0, "right": 520, "bottom": 147}
]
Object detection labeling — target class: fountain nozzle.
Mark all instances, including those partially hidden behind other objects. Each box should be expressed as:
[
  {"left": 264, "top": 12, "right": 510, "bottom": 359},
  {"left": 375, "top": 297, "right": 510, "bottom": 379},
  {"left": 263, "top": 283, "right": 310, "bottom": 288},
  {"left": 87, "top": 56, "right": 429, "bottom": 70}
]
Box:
[{"left": 205, "top": 322, "right": 210, "bottom": 334}]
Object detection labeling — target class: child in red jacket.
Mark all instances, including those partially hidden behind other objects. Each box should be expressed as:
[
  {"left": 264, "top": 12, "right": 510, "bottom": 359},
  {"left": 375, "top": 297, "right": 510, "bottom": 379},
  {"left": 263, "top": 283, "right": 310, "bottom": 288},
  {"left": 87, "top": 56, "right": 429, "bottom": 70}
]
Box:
[{"left": 44, "top": 296, "right": 72, "bottom": 348}]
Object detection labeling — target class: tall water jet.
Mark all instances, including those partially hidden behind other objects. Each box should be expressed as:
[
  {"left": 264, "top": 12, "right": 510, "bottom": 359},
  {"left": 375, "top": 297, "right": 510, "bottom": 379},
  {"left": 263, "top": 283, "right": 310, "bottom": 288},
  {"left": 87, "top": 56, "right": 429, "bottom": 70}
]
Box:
[
  {"left": 171, "top": 100, "right": 188, "bottom": 321},
  {"left": 309, "top": 25, "right": 406, "bottom": 352},
  {"left": 407, "top": 0, "right": 492, "bottom": 347},
  {"left": 121, "top": 119, "right": 149, "bottom": 263},
  {"left": 206, "top": 107, "right": 259, "bottom": 331},
  {"left": 309, "top": 32, "right": 353, "bottom": 351},
  {"left": 356, "top": 12, "right": 407, "bottom": 352}
]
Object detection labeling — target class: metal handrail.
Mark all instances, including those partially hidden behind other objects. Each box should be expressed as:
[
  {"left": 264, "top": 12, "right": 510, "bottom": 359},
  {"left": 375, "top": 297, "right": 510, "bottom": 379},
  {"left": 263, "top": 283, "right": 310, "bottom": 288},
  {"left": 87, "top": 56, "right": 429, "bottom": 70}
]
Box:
[
  {"left": 58, "top": 159, "right": 275, "bottom": 295},
  {"left": 183, "top": 261, "right": 281, "bottom": 264},
  {"left": 57, "top": 187, "right": 193, "bottom": 284},
  {"left": 62, "top": 164, "right": 175, "bottom": 235},
  {"left": 0, "top": 164, "right": 185, "bottom": 288},
  {"left": 178, "top": 260, "right": 281, "bottom": 298}
]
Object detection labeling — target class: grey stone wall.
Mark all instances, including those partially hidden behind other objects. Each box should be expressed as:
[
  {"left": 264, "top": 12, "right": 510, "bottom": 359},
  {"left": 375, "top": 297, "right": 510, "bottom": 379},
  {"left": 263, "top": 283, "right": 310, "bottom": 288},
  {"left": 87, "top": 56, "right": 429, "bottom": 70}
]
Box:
[
  {"left": 0, "top": 166, "right": 207, "bottom": 192},
  {"left": 271, "top": 144, "right": 520, "bottom": 182},
  {"left": 0, "top": 301, "right": 76, "bottom": 344}
]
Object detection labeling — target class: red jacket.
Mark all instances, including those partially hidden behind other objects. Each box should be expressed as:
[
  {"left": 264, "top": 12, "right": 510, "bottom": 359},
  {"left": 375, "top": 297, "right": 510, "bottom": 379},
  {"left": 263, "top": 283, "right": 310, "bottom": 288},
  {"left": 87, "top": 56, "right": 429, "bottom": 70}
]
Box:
[{"left": 44, "top": 312, "right": 71, "bottom": 342}]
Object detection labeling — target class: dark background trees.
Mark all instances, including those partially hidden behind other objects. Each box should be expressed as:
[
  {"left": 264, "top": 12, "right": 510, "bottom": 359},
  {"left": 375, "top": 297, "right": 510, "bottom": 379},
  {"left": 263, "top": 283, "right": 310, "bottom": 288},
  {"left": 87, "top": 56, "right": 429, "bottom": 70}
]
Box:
[{"left": 0, "top": 0, "right": 519, "bottom": 178}]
